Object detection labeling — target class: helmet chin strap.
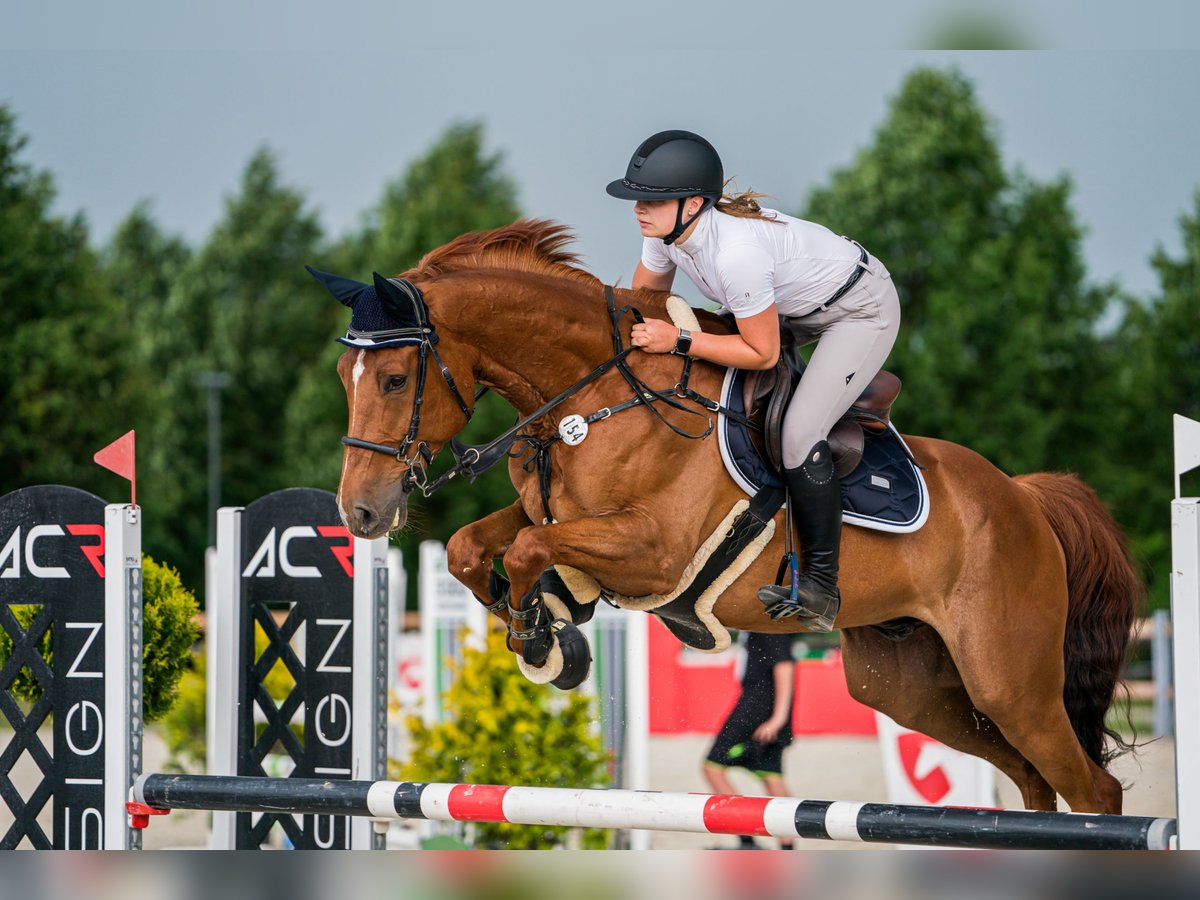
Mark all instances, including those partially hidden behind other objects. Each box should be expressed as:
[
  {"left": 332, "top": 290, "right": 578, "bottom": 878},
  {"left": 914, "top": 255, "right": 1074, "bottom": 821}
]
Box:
[{"left": 662, "top": 197, "right": 713, "bottom": 245}]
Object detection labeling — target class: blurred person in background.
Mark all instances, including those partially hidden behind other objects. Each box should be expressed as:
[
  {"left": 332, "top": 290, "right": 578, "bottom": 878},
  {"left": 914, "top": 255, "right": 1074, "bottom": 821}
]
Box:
[{"left": 702, "top": 630, "right": 797, "bottom": 850}]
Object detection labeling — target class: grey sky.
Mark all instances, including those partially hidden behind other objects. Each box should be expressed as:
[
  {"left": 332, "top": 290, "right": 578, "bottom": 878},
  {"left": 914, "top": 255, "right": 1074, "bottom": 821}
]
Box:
[{"left": 3, "top": 4, "right": 1199, "bottom": 302}]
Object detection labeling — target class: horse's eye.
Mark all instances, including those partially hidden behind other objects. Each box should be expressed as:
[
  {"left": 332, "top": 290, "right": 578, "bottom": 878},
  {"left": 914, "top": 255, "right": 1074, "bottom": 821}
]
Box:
[{"left": 384, "top": 375, "right": 408, "bottom": 393}]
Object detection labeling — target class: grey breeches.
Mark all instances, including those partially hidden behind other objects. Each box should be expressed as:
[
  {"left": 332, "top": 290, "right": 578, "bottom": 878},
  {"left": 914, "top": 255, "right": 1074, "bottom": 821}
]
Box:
[{"left": 780, "top": 261, "right": 901, "bottom": 470}]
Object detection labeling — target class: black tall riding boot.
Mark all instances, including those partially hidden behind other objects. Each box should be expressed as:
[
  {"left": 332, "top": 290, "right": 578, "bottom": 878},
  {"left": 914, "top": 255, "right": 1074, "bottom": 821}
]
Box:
[{"left": 757, "top": 440, "right": 842, "bottom": 632}]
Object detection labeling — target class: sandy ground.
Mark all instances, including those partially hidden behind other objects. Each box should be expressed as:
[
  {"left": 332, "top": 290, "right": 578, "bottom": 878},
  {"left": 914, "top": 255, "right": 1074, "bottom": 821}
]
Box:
[{"left": 1, "top": 728, "right": 1177, "bottom": 850}]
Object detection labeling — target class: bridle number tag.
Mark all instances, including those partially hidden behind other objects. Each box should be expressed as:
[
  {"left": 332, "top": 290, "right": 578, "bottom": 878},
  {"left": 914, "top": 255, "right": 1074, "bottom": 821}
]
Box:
[{"left": 558, "top": 414, "right": 589, "bottom": 446}]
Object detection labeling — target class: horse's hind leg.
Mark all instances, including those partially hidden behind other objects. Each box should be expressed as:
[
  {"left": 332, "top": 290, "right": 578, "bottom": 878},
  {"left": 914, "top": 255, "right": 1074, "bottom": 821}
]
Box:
[
  {"left": 941, "top": 606, "right": 1123, "bottom": 814},
  {"left": 841, "top": 626, "right": 1057, "bottom": 810}
]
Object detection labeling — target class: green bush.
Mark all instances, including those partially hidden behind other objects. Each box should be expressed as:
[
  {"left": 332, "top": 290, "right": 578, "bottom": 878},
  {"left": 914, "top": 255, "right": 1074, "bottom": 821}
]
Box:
[
  {"left": 141, "top": 557, "right": 201, "bottom": 721},
  {"left": 398, "top": 625, "right": 612, "bottom": 849},
  {"left": 0, "top": 555, "right": 198, "bottom": 723}
]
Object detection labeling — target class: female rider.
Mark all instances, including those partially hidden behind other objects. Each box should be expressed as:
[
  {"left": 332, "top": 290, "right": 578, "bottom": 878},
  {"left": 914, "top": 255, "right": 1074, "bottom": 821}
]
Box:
[{"left": 606, "top": 130, "right": 900, "bottom": 631}]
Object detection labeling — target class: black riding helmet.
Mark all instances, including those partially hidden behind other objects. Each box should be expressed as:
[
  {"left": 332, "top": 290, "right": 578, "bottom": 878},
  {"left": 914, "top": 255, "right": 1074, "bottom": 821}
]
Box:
[{"left": 607, "top": 130, "right": 724, "bottom": 244}]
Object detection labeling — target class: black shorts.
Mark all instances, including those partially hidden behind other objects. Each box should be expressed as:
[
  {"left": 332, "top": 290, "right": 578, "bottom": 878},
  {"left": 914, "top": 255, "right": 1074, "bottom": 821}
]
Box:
[{"left": 704, "top": 697, "right": 792, "bottom": 776}]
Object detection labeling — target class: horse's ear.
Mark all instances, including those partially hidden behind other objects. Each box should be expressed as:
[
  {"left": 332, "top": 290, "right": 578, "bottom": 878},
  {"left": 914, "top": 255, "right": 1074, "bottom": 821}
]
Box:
[
  {"left": 372, "top": 272, "right": 421, "bottom": 327},
  {"left": 306, "top": 265, "right": 368, "bottom": 307}
]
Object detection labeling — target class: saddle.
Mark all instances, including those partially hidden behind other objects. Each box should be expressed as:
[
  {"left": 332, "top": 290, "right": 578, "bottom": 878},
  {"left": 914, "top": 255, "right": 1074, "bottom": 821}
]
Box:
[{"left": 744, "top": 339, "right": 903, "bottom": 478}]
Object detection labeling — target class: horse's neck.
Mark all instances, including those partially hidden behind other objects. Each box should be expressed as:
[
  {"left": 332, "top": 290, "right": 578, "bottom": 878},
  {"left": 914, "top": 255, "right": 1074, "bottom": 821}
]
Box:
[{"left": 442, "top": 275, "right": 624, "bottom": 416}]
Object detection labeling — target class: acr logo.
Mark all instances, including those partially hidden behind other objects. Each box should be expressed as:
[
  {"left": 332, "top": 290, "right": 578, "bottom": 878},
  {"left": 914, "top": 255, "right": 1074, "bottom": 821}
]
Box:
[
  {"left": 242, "top": 525, "right": 354, "bottom": 578},
  {"left": 0, "top": 524, "right": 106, "bottom": 579}
]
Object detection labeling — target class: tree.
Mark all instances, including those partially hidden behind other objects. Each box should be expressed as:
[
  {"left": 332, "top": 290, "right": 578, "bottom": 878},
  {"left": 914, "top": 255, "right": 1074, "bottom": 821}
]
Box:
[
  {"left": 101, "top": 204, "right": 192, "bottom": 565},
  {"left": 1109, "top": 189, "right": 1200, "bottom": 606},
  {"left": 332, "top": 121, "right": 521, "bottom": 277},
  {"left": 0, "top": 106, "right": 152, "bottom": 496},
  {"left": 803, "top": 68, "right": 1120, "bottom": 478},
  {"left": 150, "top": 149, "right": 326, "bottom": 583}
]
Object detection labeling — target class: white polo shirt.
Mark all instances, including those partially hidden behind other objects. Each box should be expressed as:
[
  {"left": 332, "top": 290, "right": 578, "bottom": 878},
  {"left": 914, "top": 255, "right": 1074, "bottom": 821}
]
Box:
[{"left": 641, "top": 207, "right": 863, "bottom": 318}]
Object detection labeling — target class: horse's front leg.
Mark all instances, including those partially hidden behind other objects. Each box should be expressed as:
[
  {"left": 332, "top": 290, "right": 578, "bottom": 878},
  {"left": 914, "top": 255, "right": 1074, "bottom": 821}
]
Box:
[
  {"left": 445, "top": 500, "right": 534, "bottom": 622},
  {"left": 501, "top": 511, "right": 670, "bottom": 688}
]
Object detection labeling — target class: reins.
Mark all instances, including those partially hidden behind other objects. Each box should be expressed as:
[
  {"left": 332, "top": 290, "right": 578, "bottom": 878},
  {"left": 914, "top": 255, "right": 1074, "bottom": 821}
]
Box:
[{"left": 342, "top": 282, "right": 759, "bottom": 521}]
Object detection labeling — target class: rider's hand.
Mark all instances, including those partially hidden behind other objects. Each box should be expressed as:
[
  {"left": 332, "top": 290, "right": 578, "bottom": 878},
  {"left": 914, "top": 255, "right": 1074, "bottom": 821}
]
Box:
[{"left": 630, "top": 318, "right": 679, "bottom": 354}]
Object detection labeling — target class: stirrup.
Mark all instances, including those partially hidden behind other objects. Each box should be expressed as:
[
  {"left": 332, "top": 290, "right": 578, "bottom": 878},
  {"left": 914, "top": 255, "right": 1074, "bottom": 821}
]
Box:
[
  {"left": 759, "top": 587, "right": 840, "bottom": 632},
  {"left": 757, "top": 557, "right": 840, "bottom": 632},
  {"left": 757, "top": 550, "right": 800, "bottom": 605}
]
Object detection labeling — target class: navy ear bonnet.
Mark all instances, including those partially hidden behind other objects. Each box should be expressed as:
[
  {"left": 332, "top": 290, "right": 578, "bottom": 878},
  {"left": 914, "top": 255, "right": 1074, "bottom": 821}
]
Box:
[{"left": 306, "top": 266, "right": 435, "bottom": 348}]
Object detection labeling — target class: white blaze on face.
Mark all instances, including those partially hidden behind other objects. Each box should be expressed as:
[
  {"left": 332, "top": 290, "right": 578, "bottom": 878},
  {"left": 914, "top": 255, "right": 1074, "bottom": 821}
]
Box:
[
  {"left": 337, "top": 348, "right": 369, "bottom": 522},
  {"left": 351, "top": 349, "right": 367, "bottom": 402}
]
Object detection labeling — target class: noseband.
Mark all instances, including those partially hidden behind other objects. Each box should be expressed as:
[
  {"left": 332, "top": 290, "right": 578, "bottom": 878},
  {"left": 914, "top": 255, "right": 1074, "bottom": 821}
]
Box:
[{"left": 341, "top": 276, "right": 476, "bottom": 493}]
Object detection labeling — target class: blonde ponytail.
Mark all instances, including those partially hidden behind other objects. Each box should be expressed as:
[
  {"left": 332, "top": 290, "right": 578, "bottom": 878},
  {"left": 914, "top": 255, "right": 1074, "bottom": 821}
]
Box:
[{"left": 714, "top": 185, "right": 781, "bottom": 223}]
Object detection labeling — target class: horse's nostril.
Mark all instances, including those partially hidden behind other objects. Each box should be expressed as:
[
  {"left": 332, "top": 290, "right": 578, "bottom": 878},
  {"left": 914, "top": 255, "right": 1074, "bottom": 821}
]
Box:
[{"left": 354, "top": 505, "right": 377, "bottom": 532}]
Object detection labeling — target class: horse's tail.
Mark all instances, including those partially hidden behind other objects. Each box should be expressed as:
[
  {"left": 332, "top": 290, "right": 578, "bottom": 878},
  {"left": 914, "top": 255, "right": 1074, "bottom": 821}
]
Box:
[{"left": 1016, "top": 472, "right": 1143, "bottom": 768}]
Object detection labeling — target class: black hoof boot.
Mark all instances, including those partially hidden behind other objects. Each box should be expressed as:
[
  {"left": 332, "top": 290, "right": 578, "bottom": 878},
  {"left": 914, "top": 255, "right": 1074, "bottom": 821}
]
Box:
[{"left": 549, "top": 619, "right": 592, "bottom": 690}]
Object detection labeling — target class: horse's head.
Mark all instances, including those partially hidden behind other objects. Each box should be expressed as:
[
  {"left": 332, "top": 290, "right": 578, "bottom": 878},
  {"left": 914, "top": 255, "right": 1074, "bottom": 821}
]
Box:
[{"left": 310, "top": 267, "right": 475, "bottom": 539}]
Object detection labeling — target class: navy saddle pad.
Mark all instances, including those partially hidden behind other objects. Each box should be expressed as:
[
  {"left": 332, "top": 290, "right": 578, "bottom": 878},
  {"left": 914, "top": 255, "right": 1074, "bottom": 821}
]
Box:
[{"left": 715, "top": 368, "right": 929, "bottom": 533}]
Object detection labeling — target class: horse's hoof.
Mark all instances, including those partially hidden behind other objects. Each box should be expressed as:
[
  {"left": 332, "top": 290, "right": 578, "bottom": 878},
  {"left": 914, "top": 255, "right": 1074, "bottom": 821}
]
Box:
[{"left": 549, "top": 619, "right": 591, "bottom": 691}]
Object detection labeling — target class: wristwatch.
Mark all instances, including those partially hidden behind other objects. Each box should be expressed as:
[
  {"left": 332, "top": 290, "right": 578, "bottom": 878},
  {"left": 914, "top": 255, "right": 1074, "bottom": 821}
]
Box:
[{"left": 672, "top": 328, "right": 693, "bottom": 356}]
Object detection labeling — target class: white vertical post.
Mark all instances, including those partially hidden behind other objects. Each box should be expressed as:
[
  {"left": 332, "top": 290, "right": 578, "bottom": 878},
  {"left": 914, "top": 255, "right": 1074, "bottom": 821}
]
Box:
[
  {"left": 1152, "top": 609, "right": 1173, "bottom": 739},
  {"left": 418, "top": 540, "right": 486, "bottom": 725},
  {"left": 1171, "top": 497, "right": 1199, "bottom": 850},
  {"left": 350, "top": 535, "right": 389, "bottom": 848},
  {"left": 418, "top": 541, "right": 442, "bottom": 726},
  {"left": 624, "top": 612, "right": 651, "bottom": 849},
  {"left": 204, "top": 544, "right": 217, "bottom": 784},
  {"left": 208, "top": 506, "right": 243, "bottom": 850},
  {"left": 1171, "top": 413, "right": 1200, "bottom": 850},
  {"left": 387, "top": 548, "right": 405, "bottom": 761},
  {"left": 103, "top": 503, "right": 140, "bottom": 850}
]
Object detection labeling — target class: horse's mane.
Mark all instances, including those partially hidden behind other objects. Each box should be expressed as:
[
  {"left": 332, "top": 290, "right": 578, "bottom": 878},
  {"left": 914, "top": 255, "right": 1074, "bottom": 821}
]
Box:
[{"left": 407, "top": 218, "right": 602, "bottom": 287}]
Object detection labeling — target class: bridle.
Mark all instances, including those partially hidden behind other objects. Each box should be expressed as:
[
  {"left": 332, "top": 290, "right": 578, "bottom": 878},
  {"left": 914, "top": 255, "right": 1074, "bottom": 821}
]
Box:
[{"left": 340, "top": 276, "right": 476, "bottom": 494}]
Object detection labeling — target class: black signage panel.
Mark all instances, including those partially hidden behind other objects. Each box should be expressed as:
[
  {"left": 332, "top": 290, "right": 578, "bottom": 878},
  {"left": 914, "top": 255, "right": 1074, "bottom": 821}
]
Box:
[
  {"left": 0, "top": 485, "right": 108, "bottom": 849},
  {"left": 236, "top": 488, "right": 357, "bottom": 849}
]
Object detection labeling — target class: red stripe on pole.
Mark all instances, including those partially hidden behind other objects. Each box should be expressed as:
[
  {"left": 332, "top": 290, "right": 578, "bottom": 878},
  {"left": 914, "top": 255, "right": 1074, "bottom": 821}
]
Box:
[
  {"left": 447, "top": 784, "right": 510, "bottom": 822},
  {"left": 702, "top": 794, "right": 772, "bottom": 836}
]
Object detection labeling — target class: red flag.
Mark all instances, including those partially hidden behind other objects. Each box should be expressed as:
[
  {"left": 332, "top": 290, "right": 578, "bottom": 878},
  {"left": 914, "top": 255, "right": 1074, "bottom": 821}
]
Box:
[{"left": 94, "top": 430, "right": 137, "bottom": 507}]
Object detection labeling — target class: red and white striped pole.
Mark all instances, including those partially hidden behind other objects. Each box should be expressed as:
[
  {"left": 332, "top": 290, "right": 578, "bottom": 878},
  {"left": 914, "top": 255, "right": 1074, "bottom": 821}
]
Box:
[{"left": 131, "top": 774, "right": 1176, "bottom": 851}]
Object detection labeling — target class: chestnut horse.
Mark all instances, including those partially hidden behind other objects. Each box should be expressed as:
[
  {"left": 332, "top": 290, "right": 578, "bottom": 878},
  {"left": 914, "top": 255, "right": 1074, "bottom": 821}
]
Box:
[{"left": 325, "top": 220, "right": 1141, "bottom": 814}]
